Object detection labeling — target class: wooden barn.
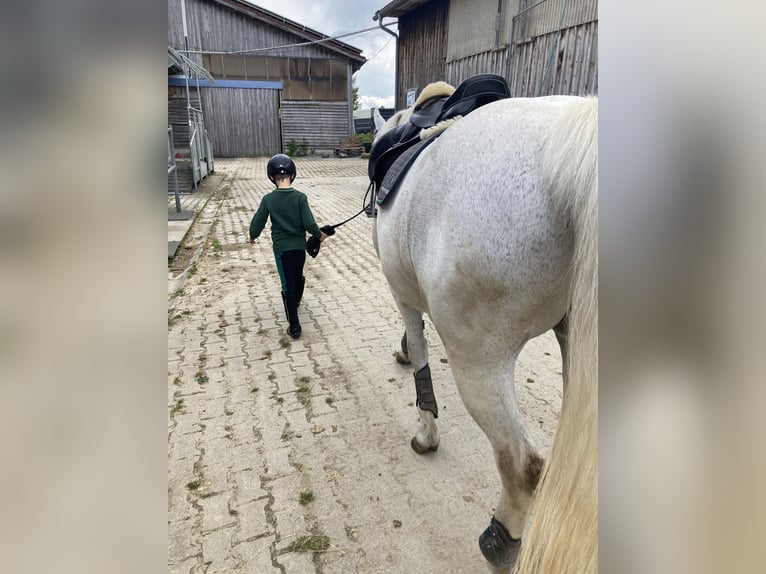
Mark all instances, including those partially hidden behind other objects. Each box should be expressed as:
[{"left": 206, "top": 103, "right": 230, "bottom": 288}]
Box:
[
  {"left": 373, "top": 0, "right": 597, "bottom": 109},
  {"left": 168, "top": 0, "right": 366, "bottom": 158}
]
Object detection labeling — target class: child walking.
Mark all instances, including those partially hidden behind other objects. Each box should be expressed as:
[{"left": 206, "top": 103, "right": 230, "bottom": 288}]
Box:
[{"left": 249, "top": 154, "right": 327, "bottom": 339}]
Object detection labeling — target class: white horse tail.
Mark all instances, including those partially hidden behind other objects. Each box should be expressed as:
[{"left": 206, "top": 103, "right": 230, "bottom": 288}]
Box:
[{"left": 515, "top": 97, "right": 598, "bottom": 574}]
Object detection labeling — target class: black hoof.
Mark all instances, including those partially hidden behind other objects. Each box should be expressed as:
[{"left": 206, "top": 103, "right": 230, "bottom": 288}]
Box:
[
  {"left": 410, "top": 436, "right": 438, "bottom": 455},
  {"left": 394, "top": 350, "right": 411, "bottom": 365},
  {"left": 479, "top": 516, "right": 521, "bottom": 569},
  {"left": 288, "top": 326, "right": 301, "bottom": 339}
]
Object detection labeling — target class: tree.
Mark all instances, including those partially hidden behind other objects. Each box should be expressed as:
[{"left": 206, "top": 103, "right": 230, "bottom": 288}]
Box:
[{"left": 352, "top": 75, "right": 360, "bottom": 110}]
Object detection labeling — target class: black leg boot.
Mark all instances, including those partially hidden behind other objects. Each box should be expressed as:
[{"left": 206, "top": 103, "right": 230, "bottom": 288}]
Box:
[
  {"left": 296, "top": 277, "right": 306, "bottom": 306},
  {"left": 285, "top": 294, "right": 301, "bottom": 339},
  {"left": 280, "top": 291, "right": 289, "bottom": 321}
]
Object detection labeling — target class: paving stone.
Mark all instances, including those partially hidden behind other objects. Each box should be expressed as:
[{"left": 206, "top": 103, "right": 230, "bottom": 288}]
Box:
[{"left": 168, "top": 157, "right": 564, "bottom": 573}]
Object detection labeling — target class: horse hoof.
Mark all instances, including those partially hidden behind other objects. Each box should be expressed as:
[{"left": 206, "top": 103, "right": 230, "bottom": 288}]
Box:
[
  {"left": 479, "top": 516, "right": 521, "bottom": 569},
  {"left": 394, "top": 351, "right": 411, "bottom": 365},
  {"left": 410, "top": 436, "right": 438, "bottom": 455}
]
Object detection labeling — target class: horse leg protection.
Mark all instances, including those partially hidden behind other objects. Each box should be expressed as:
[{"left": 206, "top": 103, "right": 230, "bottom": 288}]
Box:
[
  {"left": 414, "top": 364, "right": 438, "bottom": 418},
  {"left": 479, "top": 516, "right": 521, "bottom": 569}
]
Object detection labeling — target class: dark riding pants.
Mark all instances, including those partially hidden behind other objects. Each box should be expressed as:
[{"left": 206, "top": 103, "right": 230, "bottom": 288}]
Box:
[{"left": 276, "top": 249, "right": 306, "bottom": 298}]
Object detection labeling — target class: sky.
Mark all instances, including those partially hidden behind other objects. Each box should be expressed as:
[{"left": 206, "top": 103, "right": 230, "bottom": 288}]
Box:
[{"left": 243, "top": 0, "right": 398, "bottom": 109}]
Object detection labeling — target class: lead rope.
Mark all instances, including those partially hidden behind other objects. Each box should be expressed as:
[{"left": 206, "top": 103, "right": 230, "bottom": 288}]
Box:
[{"left": 323, "top": 181, "right": 375, "bottom": 233}]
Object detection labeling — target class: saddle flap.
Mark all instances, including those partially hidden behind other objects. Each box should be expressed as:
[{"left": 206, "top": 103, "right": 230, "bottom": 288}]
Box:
[{"left": 409, "top": 96, "right": 449, "bottom": 129}]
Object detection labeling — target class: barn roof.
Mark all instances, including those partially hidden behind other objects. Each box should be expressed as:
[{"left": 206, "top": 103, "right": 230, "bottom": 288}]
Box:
[
  {"left": 168, "top": 46, "right": 216, "bottom": 82},
  {"left": 374, "top": 0, "right": 433, "bottom": 19},
  {"left": 211, "top": 0, "right": 365, "bottom": 67}
]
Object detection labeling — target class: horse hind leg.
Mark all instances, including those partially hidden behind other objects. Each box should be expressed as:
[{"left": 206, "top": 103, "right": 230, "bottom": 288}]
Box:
[
  {"left": 394, "top": 301, "right": 439, "bottom": 454},
  {"left": 447, "top": 354, "right": 543, "bottom": 570}
]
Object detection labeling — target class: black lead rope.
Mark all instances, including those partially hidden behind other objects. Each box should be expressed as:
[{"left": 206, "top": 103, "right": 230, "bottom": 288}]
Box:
[
  {"left": 325, "top": 180, "right": 374, "bottom": 232},
  {"left": 307, "top": 181, "right": 374, "bottom": 258}
]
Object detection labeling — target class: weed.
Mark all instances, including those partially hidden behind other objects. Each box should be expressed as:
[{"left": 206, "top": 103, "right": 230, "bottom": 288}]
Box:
[
  {"left": 298, "top": 491, "right": 314, "bottom": 505},
  {"left": 263, "top": 350, "right": 273, "bottom": 360},
  {"left": 276, "top": 397, "right": 284, "bottom": 404},
  {"left": 181, "top": 310, "right": 192, "bottom": 316},
  {"left": 187, "top": 263, "right": 198, "bottom": 277},
  {"left": 200, "top": 278, "right": 208, "bottom": 284},
  {"left": 297, "top": 386, "right": 309, "bottom": 394},
  {"left": 186, "top": 479, "right": 201, "bottom": 491},
  {"left": 279, "top": 338, "right": 290, "bottom": 349},
  {"left": 173, "top": 376, "right": 182, "bottom": 386},
  {"left": 195, "top": 371, "right": 209, "bottom": 384},
  {"left": 212, "top": 239, "right": 222, "bottom": 252},
  {"left": 171, "top": 399, "right": 185, "bottom": 414},
  {"left": 239, "top": 326, "right": 250, "bottom": 334},
  {"left": 325, "top": 396, "right": 334, "bottom": 405},
  {"left": 168, "top": 314, "right": 182, "bottom": 329},
  {"left": 257, "top": 328, "right": 266, "bottom": 336},
  {"left": 286, "top": 534, "right": 330, "bottom": 552},
  {"left": 298, "top": 376, "right": 311, "bottom": 383},
  {"left": 170, "top": 288, "right": 185, "bottom": 299}
]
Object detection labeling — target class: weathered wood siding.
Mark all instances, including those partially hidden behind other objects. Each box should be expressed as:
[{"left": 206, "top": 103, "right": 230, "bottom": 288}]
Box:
[
  {"left": 396, "top": 0, "right": 449, "bottom": 109},
  {"left": 393, "top": 0, "right": 597, "bottom": 107},
  {"left": 169, "top": 0, "right": 361, "bottom": 157},
  {"left": 507, "top": 19, "right": 598, "bottom": 97},
  {"left": 446, "top": 0, "right": 505, "bottom": 62},
  {"left": 201, "top": 88, "right": 281, "bottom": 157},
  {"left": 280, "top": 101, "right": 351, "bottom": 151},
  {"left": 169, "top": 0, "right": 345, "bottom": 59}
]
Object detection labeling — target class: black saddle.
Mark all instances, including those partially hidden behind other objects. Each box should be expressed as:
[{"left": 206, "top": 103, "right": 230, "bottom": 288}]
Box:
[{"left": 368, "top": 74, "right": 510, "bottom": 207}]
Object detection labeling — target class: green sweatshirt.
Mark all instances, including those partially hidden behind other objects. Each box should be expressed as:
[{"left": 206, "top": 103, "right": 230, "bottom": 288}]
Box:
[{"left": 249, "top": 187, "right": 321, "bottom": 253}]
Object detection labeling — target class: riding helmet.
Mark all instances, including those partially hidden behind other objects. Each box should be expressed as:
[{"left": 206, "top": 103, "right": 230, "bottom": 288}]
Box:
[{"left": 267, "top": 154, "right": 297, "bottom": 184}]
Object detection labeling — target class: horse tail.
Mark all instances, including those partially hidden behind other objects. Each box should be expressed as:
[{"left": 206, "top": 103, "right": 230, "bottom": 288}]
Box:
[{"left": 515, "top": 97, "right": 598, "bottom": 574}]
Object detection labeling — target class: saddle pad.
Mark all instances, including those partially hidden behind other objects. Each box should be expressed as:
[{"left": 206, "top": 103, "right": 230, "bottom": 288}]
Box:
[{"left": 376, "top": 137, "right": 436, "bottom": 206}]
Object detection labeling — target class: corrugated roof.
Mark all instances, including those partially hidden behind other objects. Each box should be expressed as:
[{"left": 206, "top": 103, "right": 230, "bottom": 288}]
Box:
[
  {"left": 374, "top": 0, "right": 434, "bottom": 19},
  {"left": 168, "top": 46, "right": 216, "bottom": 82},
  {"left": 211, "top": 0, "right": 365, "bottom": 65}
]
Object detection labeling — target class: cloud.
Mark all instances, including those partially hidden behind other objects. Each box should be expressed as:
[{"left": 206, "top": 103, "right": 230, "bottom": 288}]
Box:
[{"left": 359, "top": 95, "right": 395, "bottom": 110}]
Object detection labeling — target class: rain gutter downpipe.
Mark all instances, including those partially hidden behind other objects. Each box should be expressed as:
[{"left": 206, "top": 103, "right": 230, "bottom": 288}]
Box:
[{"left": 374, "top": 11, "right": 399, "bottom": 111}]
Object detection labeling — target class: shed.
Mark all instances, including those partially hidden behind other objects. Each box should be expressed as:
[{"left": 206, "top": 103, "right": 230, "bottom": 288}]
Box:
[
  {"left": 168, "top": 0, "right": 366, "bottom": 157},
  {"left": 374, "top": 0, "right": 597, "bottom": 109}
]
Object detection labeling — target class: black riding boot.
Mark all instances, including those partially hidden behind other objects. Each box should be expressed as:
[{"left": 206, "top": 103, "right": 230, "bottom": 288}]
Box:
[
  {"left": 296, "top": 277, "right": 306, "bottom": 306},
  {"left": 280, "top": 291, "right": 289, "bottom": 321},
  {"left": 285, "top": 294, "right": 301, "bottom": 339}
]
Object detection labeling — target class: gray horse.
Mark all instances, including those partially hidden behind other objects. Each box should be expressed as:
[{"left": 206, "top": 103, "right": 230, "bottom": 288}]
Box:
[{"left": 371, "top": 90, "right": 597, "bottom": 573}]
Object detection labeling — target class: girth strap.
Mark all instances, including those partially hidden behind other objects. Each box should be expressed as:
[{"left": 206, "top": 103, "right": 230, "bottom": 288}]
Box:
[{"left": 414, "top": 364, "right": 438, "bottom": 419}]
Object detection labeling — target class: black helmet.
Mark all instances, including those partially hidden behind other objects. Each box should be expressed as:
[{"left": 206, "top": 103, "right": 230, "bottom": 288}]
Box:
[{"left": 267, "top": 154, "right": 296, "bottom": 184}]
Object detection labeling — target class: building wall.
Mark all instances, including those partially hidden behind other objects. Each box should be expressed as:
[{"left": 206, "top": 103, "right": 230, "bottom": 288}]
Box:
[
  {"left": 202, "top": 87, "right": 281, "bottom": 157},
  {"left": 394, "top": 0, "right": 597, "bottom": 107},
  {"left": 168, "top": 0, "right": 361, "bottom": 156},
  {"left": 280, "top": 101, "right": 351, "bottom": 152},
  {"left": 396, "top": 0, "right": 449, "bottom": 109}
]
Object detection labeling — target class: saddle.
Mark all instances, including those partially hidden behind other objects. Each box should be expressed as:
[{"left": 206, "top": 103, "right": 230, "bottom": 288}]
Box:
[{"left": 368, "top": 74, "right": 510, "bottom": 209}]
